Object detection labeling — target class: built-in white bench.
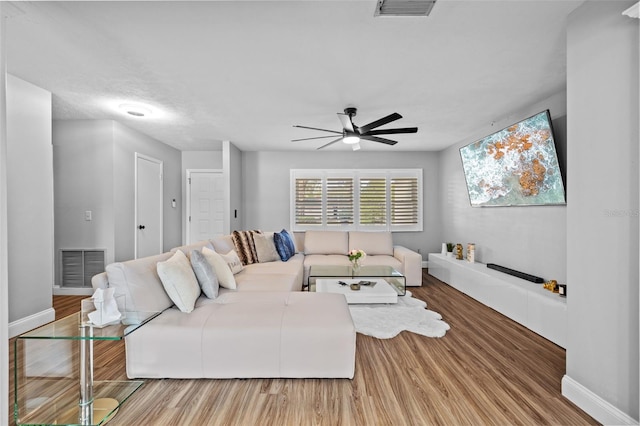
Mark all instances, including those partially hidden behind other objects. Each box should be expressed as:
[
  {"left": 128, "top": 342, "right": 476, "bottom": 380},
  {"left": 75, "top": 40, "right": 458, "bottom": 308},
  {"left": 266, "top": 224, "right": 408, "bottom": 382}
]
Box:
[{"left": 428, "top": 253, "right": 566, "bottom": 348}]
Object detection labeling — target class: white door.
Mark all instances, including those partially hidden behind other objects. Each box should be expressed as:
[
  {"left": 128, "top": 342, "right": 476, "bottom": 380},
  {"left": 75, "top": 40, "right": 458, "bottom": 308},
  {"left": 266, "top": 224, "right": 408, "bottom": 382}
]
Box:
[
  {"left": 135, "top": 153, "right": 163, "bottom": 258},
  {"left": 187, "top": 170, "right": 224, "bottom": 244}
]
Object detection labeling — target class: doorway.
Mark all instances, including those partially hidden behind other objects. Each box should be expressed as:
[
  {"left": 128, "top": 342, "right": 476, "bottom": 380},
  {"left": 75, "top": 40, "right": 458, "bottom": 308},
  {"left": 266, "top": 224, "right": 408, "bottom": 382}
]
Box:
[
  {"left": 135, "top": 153, "right": 163, "bottom": 259},
  {"left": 186, "top": 170, "right": 224, "bottom": 244}
]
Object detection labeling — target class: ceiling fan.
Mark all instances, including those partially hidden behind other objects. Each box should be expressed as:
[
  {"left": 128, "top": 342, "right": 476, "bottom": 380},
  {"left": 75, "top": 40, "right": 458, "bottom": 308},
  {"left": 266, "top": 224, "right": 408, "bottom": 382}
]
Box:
[{"left": 292, "top": 107, "right": 418, "bottom": 150}]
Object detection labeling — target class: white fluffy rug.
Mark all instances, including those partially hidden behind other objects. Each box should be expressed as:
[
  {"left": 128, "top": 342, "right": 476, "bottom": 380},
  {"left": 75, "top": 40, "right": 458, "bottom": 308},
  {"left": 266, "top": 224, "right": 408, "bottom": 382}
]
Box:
[{"left": 348, "top": 291, "right": 450, "bottom": 339}]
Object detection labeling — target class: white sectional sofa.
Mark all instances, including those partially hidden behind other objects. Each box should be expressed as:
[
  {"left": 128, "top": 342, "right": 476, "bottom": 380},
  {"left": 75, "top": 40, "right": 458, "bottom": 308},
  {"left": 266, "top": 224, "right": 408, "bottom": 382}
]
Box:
[{"left": 91, "top": 230, "right": 421, "bottom": 379}]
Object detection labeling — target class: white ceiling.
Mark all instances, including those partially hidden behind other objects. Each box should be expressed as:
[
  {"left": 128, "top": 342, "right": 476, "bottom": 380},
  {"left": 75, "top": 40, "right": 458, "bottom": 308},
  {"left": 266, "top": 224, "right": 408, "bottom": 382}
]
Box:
[{"left": 5, "top": 0, "right": 582, "bottom": 152}]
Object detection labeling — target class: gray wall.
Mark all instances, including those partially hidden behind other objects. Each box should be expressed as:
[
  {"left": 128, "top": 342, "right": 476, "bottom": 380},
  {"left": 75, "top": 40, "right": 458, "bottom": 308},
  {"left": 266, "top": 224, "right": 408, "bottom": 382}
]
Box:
[
  {"left": 438, "top": 91, "right": 567, "bottom": 282},
  {"left": 7, "top": 74, "right": 53, "bottom": 322},
  {"left": 225, "top": 142, "right": 243, "bottom": 233},
  {"left": 112, "top": 122, "right": 182, "bottom": 260},
  {"left": 241, "top": 151, "right": 441, "bottom": 256},
  {"left": 53, "top": 120, "right": 116, "bottom": 273},
  {"left": 566, "top": 0, "right": 639, "bottom": 421},
  {"left": 53, "top": 120, "right": 182, "bottom": 266}
]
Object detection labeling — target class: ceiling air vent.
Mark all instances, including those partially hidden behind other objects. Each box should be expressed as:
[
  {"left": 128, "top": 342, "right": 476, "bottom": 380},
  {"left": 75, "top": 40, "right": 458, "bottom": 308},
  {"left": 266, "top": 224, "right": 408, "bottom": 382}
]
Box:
[{"left": 374, "top": 0, "right": 437, "bottom": 17}]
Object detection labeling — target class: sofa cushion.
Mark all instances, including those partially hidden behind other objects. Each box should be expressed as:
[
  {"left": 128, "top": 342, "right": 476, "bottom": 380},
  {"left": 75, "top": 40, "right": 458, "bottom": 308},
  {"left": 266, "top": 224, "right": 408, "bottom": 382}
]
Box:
[
  {"left": 190, "top": 249, "right": 219, "bottom": 299},
  {"left": 170, "top": 240, "right": 215, "bottom": 258},
  {"left": 253, "top": 232, "right": 280, "bottom": 263},
  {"left": 105, "top": 252, "right": 174, "bottom": 313},
  {"left": 273, "top": 229, "right": 296, "bottom": 261},
  {"left": 157, "top": 250, "right": 201, "bottom": 313},
  {"left": 202, "top": 247, "right": 237, "bottom": 290},
  {"left": 210, "top": 234, "right": 235, "bottom": 254},
  {"left": 349, "top": 231, "right": 394, "bottom": 256},
  {"left": 232, "top": 230, "right": 260, "bottom": 265},
  {"left": 303, "top": 230, "right": 348, "bottom": 255}
]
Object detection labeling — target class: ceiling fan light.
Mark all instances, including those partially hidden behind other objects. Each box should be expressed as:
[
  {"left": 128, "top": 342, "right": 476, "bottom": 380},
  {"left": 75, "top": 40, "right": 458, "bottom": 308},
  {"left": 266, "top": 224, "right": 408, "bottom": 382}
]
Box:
[
  {"left": 343, "top": 135, "right": 360, "bottom": 145},
  {"left": 352, "top": 142, "right": 361, "bottom": 151}
]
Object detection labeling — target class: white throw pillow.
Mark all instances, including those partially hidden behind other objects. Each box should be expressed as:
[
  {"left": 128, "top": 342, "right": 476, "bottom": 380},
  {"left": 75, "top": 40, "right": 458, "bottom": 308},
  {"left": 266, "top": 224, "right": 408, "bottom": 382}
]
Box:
[
  {"left": 253, "top": 232, "right": 280, "bottom": 263},
  {"left": 202, "top": 247, "right": 237, "bottom": 289},
  {"left": 156, "top": 250, "right": 201, "bottom": 313}
]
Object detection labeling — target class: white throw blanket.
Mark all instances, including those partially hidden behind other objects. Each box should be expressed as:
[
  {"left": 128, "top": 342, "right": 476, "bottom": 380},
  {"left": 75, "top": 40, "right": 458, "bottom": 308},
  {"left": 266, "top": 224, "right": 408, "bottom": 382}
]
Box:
[{"left": 348, "top": 291, "right": 450, "bottom": 339}]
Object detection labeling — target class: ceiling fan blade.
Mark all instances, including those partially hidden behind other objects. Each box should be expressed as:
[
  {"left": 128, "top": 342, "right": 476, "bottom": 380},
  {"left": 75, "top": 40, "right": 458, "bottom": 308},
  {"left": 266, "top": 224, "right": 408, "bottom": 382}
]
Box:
[
  {"left": 292, "top": 135, "right": 345, "bottom": 142},
  {"left": 317, "top": 137, "right": 343, "bottom": 150},
  {"left": 364, "top": 127, "right": 418, "bottom": 136},
  {"left": 360, "top": 135, "right": 398, "bottom": 145},
  {"left": 358, "top": 112, "right": 402, "bottom": 134},
  {"left": 337, "top": 113, "right": 355, "bottom": 132},
  {"left": 293, "top": 125, "right": 343, "bottom": 135}
]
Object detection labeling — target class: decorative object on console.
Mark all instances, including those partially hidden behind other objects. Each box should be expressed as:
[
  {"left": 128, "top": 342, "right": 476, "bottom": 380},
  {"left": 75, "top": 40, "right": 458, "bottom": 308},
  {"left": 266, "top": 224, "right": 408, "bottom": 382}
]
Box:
[
  {"left": 455, "top": 243, "right": 463, "bottom": 260},
  {"left": 84, "top": 288, "right": 122, "bottom": 327},
  {"left": 348, "top": 249, "right": 366, "bottom": 273},
  {"left": 467, "top": 243, "right": 475, "bottom": 263},
  {"left": 486, "top": 263, "right": 544, "bottom": 283},
  {"left": 446, "top": 243, "right": 454, "bottom": 257},
  {"left": 441, "top": 243, "right": 447, "bottom": 254}
]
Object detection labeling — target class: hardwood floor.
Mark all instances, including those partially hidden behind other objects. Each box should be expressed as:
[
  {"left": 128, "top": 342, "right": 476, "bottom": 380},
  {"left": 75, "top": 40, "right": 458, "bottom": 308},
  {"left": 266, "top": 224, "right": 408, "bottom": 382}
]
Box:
[{"left": 8, "top": 272, "right": 598, "bottom": 425}]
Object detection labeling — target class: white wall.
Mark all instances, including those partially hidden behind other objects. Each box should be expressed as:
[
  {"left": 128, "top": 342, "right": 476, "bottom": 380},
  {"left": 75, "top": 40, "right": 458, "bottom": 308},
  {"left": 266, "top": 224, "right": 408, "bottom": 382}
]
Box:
[
  {"left": 53, "top": 120, "right": 116, "bottom": 273},
  {"left": 564, "top": 1, "right": 639, "bottom": 423},
  {"left": 112, "top": 122, "right": 182, "bottom": 260},
  {"left": 438, "top": 91, "right": 567, "bottom": 282},
  {"left": 224, "top": 141, "right": 243, "bottom": 233},
  {"left": 241, "top": 150, "right": 441, "bottom": 256},
  {"left": 6, "top": 75, "right": 54, "bottom": 326}
]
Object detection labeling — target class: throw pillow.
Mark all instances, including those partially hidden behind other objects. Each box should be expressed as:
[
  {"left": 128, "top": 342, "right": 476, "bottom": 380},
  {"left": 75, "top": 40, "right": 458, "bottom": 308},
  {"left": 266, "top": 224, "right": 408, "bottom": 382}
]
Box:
[
  {"left": 231, "top": 230, "right": 261, "bottom": 265},
  {"left": 253, "top": 232, "right": 279, "bottom": 263},
  {"left": 273, "top": 229, "right": 296, "bottom": 262},
  {"left": 221, "top": 249, "right": 244, "bottom": 274},
  {"left": 202, "top": 247, "right": 237, "bottom": 289},
  {"left": 189, "top": 249, "right": 219, "bottom": 299},
  {"left": 156, "top": 250, "right": 201, "bottom": 313}
]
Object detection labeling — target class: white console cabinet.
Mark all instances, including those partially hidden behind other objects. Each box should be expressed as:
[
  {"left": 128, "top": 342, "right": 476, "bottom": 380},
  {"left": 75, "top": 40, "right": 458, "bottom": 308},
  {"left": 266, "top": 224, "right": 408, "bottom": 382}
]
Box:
[{"left": 428, "top": 253, "right": 566, "bottom": 348}]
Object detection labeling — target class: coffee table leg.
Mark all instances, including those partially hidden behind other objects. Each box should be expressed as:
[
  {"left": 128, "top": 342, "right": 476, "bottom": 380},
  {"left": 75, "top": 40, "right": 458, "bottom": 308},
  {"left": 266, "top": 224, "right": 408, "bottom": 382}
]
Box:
[{"left": 79, "top": 325, "right": 94, "bottom": 425}]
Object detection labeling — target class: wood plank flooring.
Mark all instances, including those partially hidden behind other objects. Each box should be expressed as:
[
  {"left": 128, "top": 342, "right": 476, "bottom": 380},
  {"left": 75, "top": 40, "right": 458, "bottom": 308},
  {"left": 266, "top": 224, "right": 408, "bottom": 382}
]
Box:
[{"left": 8, "top": 272, "right": 598, "bottom": 425}]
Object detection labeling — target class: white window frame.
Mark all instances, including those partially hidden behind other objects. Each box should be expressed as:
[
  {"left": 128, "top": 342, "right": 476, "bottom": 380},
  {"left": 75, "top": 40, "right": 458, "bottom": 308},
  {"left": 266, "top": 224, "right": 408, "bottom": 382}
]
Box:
[{"left": 290, "top": 169, "right": 423, "bottom": 232}]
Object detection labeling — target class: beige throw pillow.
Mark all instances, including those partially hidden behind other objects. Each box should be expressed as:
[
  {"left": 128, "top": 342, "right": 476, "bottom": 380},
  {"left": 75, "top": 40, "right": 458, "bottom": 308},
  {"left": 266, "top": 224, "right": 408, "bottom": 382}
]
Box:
[
  {"left": 156, "top": 250, "right": 201, "bottom": 313},
  {"left": 202, "top": 247, "right": 237, "bottom": 289},
  {"left": 253, "top": 232, "right": 280, "bottom": 263}
]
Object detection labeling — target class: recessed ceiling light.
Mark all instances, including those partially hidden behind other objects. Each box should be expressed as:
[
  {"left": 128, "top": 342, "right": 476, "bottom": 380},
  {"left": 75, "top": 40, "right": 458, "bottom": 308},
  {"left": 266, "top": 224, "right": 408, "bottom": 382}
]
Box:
[{"left": 119, "top": 103, "right": 152, "bottom": 117}]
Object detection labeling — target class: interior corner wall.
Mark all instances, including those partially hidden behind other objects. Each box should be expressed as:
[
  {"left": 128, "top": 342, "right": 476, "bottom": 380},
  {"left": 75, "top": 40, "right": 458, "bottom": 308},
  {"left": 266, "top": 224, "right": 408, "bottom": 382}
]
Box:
[
  {"left": 241, "top": 150, "right": 441, "bottom": 255},
  {"left": 565, "top": 1, "right": 639, "bottom": 423},
  {"left": 112, "top": 122, "right": 182, "bottom": 260},
  {"left": 223, "top": 141, "right": 243, "bottom": 233},
  {"left": 53, "top": 120, "right": 116, "bottom": 279},
  {"left": 6, "top": 74, "right": 54, "bottom": 323},
  {"left": 438, "top": 91, "right": 568, "bottom": 282}
]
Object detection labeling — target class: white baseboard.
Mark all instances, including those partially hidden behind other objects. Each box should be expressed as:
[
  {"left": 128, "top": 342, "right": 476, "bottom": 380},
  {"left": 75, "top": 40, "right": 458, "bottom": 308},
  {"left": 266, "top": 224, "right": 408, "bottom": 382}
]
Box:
[
  {"left": 422, "top": 260, "right": 428, "bottom": 268},
  {"left": 9, "top": 307, "right": 55, "bottom": 338},
  {"left": 562, "top": 375, "right": 639, "bottom": 425},
  {"left": 53, "top": 286, "right": 93, "bottom": 296}
]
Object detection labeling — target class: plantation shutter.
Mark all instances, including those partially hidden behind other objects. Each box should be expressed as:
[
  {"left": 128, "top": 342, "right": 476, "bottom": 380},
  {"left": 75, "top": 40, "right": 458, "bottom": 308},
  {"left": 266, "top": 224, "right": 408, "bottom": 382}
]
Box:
[
  {"left": 391, "top": 177, "right": 419, "bottom": 226},
  {"left": 295, "top": 177, "right": 322, "bottom": 226},
  {"left": 359, "top": 177, "right": 387, "bottom": 226},
  {"left": 326, "top": 177, "right": 354, "bottom": 225}
]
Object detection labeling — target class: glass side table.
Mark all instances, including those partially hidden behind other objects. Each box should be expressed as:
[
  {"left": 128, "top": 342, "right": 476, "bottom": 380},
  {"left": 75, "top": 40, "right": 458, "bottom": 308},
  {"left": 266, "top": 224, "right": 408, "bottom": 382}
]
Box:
[
  {"left": 14, "top": 310, "right": 160, "bottom": 426},
  {"left": 307, "top": 265, "right": 406, "bottom": 296}
]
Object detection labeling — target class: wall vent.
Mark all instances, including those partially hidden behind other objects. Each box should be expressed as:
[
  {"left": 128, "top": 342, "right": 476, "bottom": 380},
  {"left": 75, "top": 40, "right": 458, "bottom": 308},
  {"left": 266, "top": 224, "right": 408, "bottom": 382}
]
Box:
[
  {"left": 374, "top": 0, "right": 437, "bottom": 17},
  {"left": 60, "top": 249, "right": 106, "bottom": 288}
]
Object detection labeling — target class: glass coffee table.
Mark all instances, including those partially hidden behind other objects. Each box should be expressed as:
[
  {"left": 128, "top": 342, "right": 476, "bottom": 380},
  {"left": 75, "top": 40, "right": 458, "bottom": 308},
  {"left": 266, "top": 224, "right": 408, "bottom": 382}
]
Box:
[
  {"left": 307, "top": 265, "right": 406, "bottom": 296},
  {"left": 14, "top": 310, "right": 160, "bottom": 426}
]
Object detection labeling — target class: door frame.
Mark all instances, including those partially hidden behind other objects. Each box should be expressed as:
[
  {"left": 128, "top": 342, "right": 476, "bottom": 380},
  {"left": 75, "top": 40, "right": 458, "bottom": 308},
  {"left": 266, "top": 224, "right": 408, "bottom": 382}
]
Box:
[
  {"left": 186, "top": 169, "right": 223, "bottom": 244},
  {"left": 134, "top": 152, "right": 163, "bottom": 259}
]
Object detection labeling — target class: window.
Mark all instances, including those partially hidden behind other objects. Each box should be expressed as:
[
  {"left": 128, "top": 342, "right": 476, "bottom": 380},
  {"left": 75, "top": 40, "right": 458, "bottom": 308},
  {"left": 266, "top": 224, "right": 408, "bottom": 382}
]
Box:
[{"left": 291, "top": 169, "right": 422, "bottom": 232}]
